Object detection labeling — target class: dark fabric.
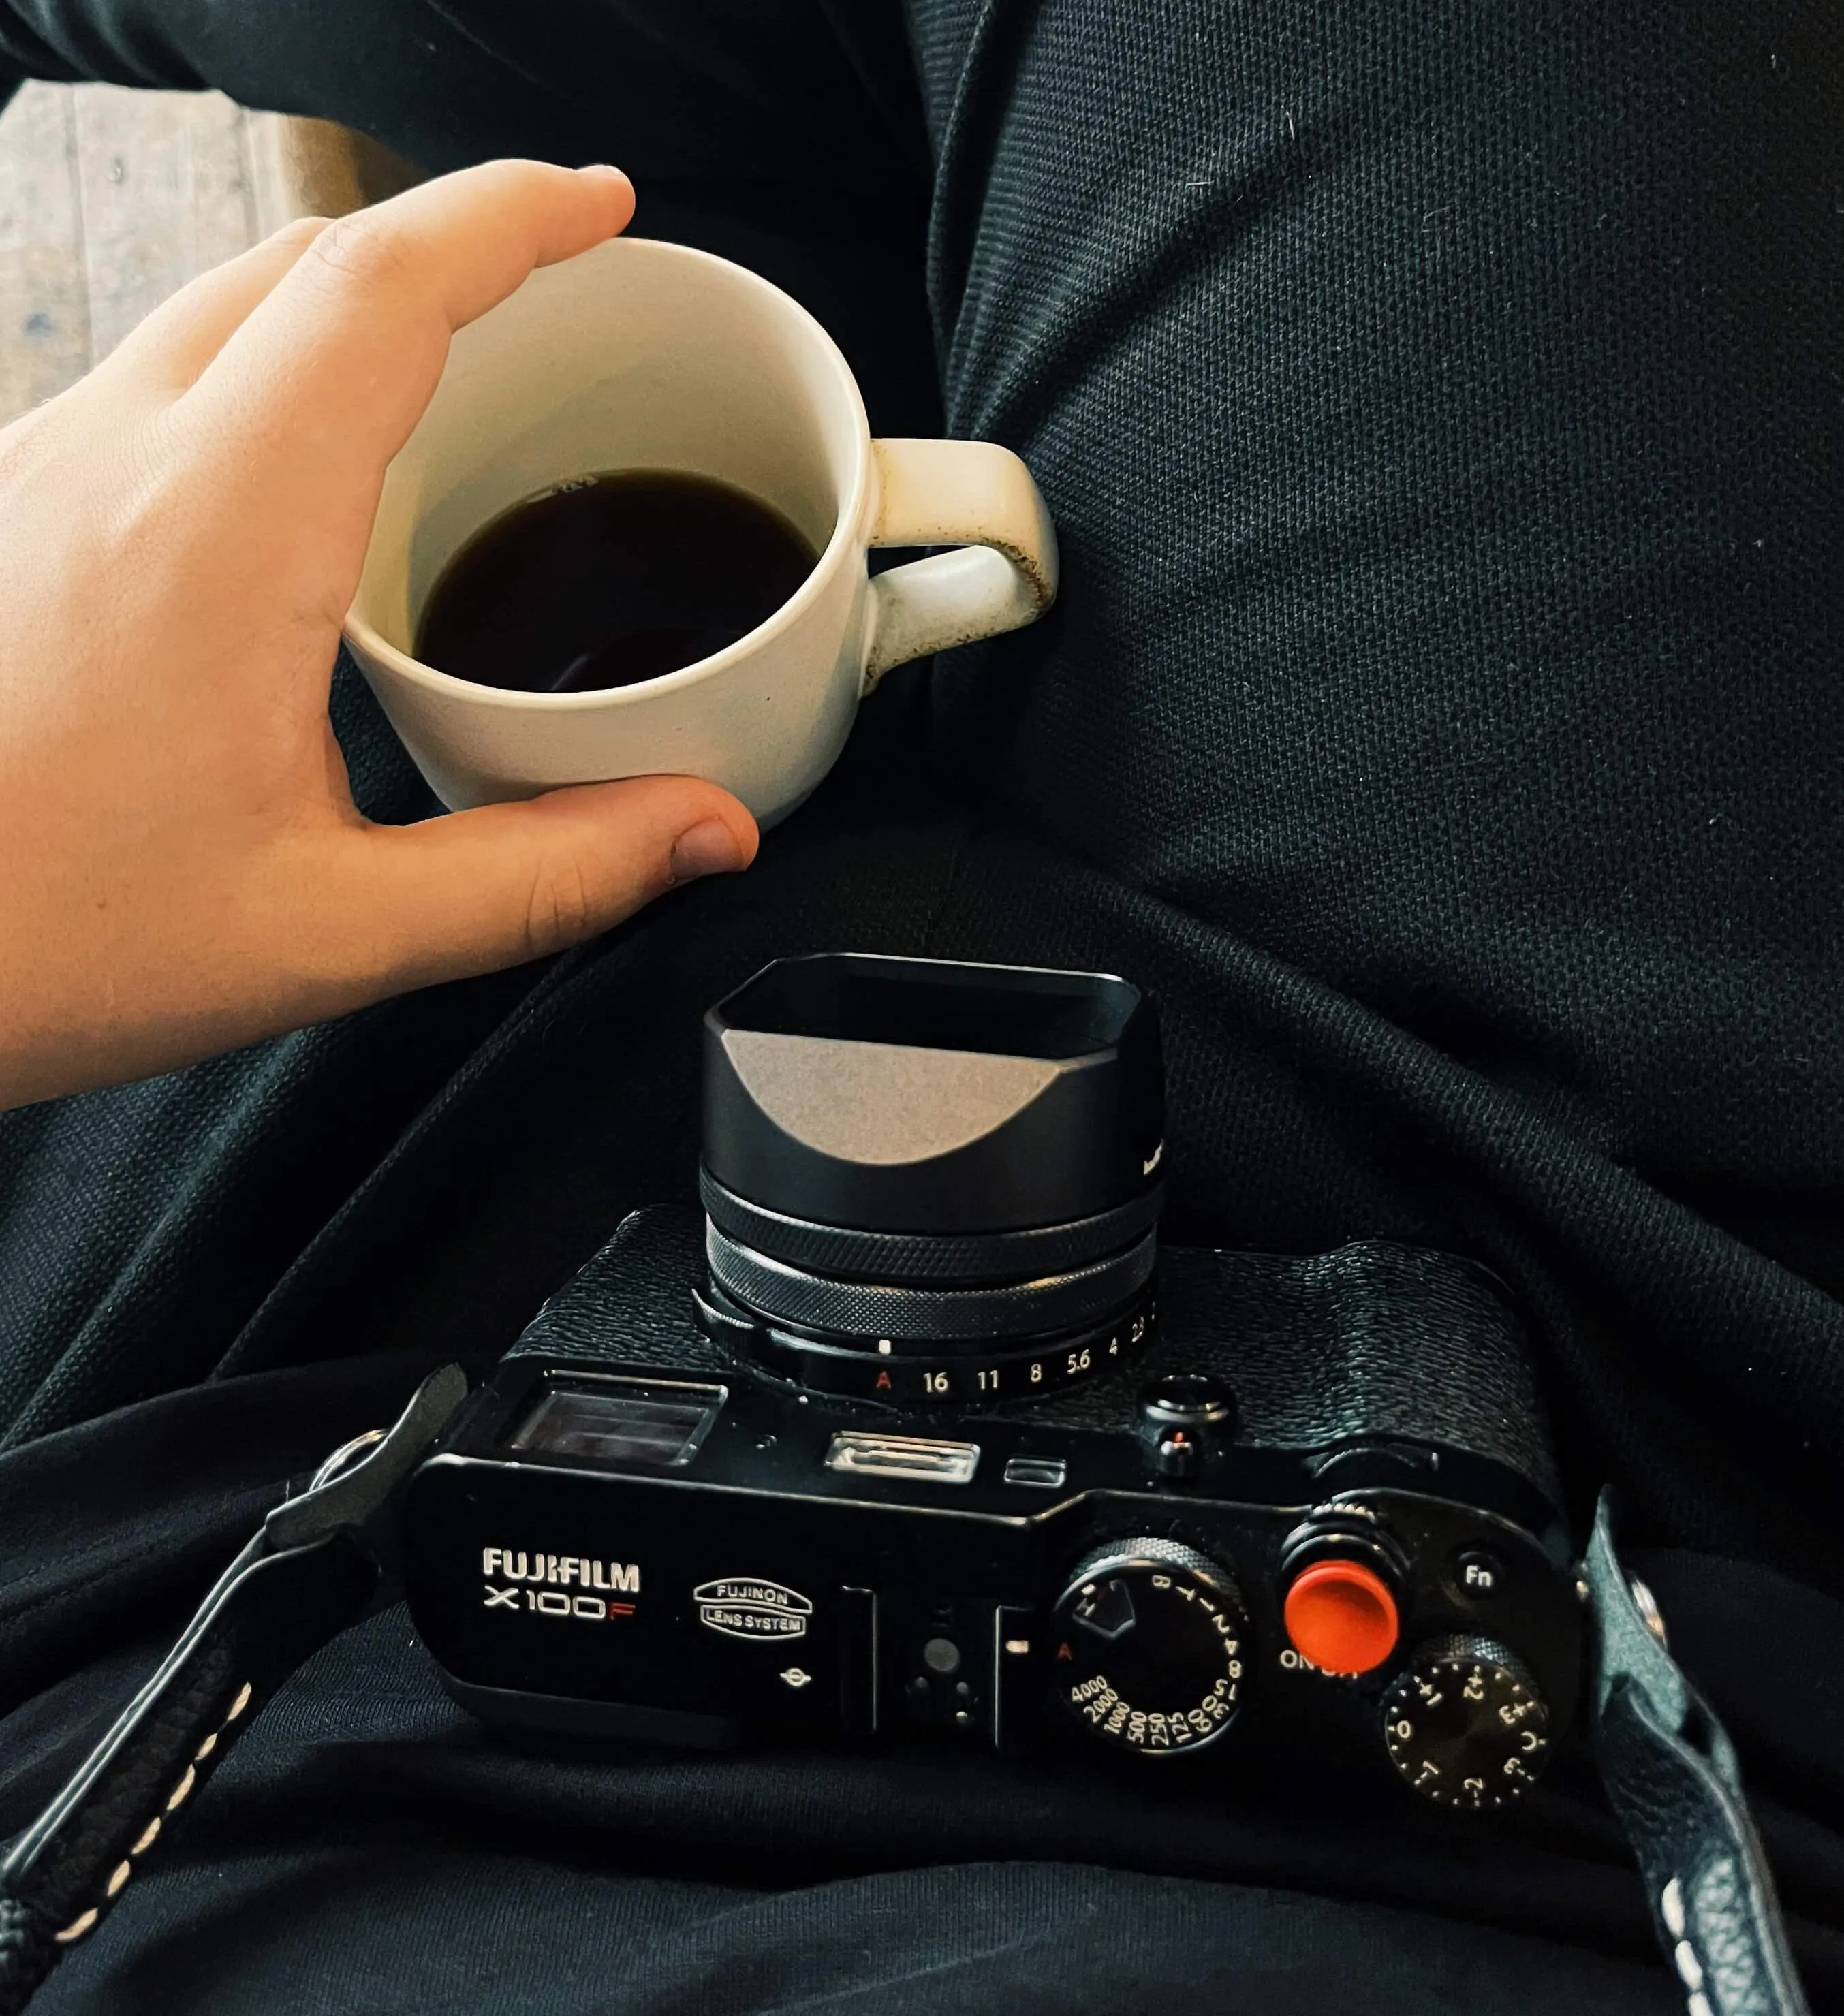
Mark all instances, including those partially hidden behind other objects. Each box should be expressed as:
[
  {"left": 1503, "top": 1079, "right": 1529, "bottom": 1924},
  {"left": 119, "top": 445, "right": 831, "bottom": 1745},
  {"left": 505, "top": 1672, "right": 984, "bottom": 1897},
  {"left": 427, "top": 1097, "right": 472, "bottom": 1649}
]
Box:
[{"left": 0, "top": 0, "right": 1839, "bottom": 2009}]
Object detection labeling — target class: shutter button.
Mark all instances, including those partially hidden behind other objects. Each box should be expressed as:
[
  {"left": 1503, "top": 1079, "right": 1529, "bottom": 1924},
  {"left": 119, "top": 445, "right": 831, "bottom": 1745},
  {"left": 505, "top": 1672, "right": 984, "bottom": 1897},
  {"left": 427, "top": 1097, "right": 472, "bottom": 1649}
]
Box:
[{"left": 1282, "top": 1559, "right": 1400, "bottom": 1675}]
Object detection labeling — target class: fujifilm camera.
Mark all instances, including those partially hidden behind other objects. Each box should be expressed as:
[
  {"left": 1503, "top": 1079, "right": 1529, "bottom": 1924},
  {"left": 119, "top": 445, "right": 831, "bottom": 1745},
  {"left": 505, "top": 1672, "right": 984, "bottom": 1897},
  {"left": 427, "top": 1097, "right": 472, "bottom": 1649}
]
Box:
[{"left": 403, "top": 955, "right": 1582, "bottom": 1810}]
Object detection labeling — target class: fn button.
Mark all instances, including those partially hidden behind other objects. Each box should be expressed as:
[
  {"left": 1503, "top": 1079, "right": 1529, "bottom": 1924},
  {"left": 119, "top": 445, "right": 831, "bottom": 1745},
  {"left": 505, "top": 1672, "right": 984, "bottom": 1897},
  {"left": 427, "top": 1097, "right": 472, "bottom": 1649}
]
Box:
[{"left": 1454, "top": 1549, "right": 1505, "bottom": 1598}]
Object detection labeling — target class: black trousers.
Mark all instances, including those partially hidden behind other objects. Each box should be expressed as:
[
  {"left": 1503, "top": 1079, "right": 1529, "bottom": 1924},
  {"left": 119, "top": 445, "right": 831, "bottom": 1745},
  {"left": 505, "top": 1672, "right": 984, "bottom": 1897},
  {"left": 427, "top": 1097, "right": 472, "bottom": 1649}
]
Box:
[{"left": 0, "top": 4, "right": 1840, "bottom": 2011}]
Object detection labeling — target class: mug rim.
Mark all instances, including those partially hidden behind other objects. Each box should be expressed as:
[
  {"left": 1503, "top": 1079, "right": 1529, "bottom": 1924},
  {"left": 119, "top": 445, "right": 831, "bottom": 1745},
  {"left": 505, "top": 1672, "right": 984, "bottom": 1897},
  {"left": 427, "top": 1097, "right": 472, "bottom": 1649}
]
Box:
[{"left": 342, "top": 236, "right": 873, "bottom": 712}]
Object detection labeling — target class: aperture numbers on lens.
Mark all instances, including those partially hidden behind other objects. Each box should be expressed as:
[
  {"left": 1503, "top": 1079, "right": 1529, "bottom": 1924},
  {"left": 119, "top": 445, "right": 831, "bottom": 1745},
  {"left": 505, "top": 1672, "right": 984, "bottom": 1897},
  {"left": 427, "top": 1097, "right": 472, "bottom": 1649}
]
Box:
[{"left": 751, "top": 1295, "right": 1158, "bottom": 1405}]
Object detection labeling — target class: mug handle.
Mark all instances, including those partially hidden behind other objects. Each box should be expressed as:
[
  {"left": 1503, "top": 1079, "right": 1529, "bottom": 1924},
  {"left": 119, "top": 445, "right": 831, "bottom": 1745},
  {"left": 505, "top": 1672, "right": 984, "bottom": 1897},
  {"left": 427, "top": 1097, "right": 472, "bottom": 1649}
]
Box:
[{"left": 861, "top": 438, "right": 1060, "bottom": 693}]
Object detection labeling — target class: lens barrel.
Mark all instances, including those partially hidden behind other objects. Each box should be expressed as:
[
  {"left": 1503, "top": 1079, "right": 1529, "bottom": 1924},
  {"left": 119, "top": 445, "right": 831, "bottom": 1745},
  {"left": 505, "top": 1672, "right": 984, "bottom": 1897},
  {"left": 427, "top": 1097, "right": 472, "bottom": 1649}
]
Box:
[{"left": 696, "top": 954, "right": 1164, "bottom": 1404}]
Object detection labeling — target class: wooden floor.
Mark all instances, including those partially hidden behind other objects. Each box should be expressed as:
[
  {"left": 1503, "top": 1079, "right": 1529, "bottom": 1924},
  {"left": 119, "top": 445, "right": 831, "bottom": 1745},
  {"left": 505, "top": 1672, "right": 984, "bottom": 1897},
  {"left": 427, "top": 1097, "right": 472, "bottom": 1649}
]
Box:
[{"left": 0, "top": 82, "right": 280, "bottom": 426}]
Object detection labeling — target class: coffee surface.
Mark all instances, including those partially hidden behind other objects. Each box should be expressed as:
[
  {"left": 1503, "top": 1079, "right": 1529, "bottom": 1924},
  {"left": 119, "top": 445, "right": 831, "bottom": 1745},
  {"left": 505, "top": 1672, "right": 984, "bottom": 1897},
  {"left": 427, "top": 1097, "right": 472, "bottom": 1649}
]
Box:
[{"left": 415, "top": 470, "right": 819, "bottom": 693}]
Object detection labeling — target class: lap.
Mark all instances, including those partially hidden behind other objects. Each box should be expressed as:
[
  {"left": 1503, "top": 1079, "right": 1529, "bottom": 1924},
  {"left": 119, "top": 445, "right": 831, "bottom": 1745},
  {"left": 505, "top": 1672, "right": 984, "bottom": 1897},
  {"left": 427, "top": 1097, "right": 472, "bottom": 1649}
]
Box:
[{"left": 0, "top": 5, "right": 1839, "bottom": 2005}]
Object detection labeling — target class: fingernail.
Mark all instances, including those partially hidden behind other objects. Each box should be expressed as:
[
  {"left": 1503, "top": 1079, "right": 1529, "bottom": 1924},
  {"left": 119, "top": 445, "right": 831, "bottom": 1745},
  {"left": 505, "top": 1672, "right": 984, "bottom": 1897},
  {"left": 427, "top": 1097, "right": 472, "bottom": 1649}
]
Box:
[{"left": 670, "top": 818, "right": 747, "bottom": 885}]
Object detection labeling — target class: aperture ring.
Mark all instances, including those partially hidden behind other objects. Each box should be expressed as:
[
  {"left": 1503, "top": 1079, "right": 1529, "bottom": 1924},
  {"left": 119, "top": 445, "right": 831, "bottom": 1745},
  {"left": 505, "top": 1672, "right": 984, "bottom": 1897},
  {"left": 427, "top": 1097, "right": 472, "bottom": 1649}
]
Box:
[
  {"left": 706, "top": 1220, "right": 1157, "bottom": 1342},
  {"left": 698, "top": 1170, "right": 1164, "bottom": 1285},
  {"left": 744, "top": 1292, "right": 1158, "bottom": 1404}
]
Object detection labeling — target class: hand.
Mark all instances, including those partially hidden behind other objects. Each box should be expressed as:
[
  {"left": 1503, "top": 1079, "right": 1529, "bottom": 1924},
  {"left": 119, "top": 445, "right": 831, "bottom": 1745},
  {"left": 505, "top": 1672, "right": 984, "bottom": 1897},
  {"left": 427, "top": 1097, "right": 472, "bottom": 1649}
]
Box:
[{"left": 0, "top": 161, "right": 758, "bottom": 1113}]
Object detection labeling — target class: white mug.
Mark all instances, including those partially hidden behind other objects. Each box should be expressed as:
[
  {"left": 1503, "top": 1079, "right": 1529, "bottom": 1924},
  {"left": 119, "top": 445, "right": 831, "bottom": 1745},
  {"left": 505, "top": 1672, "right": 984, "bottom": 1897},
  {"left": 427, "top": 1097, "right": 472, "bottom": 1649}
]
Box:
[{"left": 344, "top": 236, "right": 1059, "bottom": 824}]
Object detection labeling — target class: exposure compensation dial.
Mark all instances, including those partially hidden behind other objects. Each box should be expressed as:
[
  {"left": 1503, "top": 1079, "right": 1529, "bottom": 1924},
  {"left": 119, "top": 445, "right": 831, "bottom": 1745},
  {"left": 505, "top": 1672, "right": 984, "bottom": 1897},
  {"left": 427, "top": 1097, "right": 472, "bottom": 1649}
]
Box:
[
  {"left": 1379, "top": 1635, "right": 1551, "bottom": 1808},
  {"left": 1050, "top": 1539, "right": 1248, "bottom": 1757}
]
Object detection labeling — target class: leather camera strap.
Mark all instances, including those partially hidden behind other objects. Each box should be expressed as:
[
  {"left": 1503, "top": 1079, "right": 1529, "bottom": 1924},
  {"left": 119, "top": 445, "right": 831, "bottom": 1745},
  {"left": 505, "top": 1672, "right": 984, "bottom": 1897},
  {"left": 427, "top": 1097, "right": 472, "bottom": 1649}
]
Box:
[
  {"left": 1587, "top": 1493, "right": 1810, "bottom": 2016},
  {"left": 0, "top": 1366, "right": 467, "bottom": 2016}
]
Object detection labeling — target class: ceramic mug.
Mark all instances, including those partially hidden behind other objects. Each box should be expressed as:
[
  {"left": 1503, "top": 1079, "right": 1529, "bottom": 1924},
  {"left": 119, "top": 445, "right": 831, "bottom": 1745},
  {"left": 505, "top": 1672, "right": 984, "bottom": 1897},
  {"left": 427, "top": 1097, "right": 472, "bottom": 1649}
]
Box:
[{"left": 344, "top": 236, "right": 1059, "bottom": 823}]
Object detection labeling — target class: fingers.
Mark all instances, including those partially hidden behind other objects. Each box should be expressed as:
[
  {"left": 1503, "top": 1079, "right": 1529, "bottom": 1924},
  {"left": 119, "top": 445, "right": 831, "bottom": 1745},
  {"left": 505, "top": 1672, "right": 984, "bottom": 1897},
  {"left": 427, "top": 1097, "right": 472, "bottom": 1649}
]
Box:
[
  {"left": 97, "top": 215, "right": 331, "bottom": 396},
  {"left": 321, "top": 775, "right": 757, "bottom": 997},
  {"left": 181, "top": 161, "right": 634, "bottom": 483}
]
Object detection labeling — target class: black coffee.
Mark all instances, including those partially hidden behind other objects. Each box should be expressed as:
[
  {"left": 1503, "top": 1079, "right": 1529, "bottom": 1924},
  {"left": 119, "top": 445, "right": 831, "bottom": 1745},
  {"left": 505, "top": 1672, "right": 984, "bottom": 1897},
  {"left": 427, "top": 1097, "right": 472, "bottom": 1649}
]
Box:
[{"left": 415, "top": 470, "right": 820, "bottom": 694}]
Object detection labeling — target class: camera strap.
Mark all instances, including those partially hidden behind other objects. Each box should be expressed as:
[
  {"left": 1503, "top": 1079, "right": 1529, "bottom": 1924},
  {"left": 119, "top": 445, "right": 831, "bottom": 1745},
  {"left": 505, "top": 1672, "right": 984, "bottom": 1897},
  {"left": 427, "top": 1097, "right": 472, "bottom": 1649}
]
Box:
[
  {"left": 0, "top": 1385, "right": 1809, "bottom": 2016},
  {"left": 0, "top": 1365, "right": 468, "bottom": 2016},
  {"left": 1584, "top": 1494, "right": 1811, "bottom": 2016}
]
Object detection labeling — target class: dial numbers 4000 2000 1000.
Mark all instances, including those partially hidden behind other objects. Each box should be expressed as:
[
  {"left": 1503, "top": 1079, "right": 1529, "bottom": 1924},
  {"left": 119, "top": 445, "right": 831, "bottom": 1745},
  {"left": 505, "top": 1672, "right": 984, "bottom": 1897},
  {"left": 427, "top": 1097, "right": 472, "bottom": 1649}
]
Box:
[{"left": 1050, "top": 1543, "right": 1249, "bottom": 1757}]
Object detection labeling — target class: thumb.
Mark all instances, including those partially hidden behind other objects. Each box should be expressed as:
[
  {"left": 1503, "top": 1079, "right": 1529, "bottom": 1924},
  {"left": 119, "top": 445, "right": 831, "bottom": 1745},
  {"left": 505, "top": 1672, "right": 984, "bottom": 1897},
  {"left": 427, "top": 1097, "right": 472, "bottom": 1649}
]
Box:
[{"left": 333, "top": 774, "right": 757, "bottom": 992}]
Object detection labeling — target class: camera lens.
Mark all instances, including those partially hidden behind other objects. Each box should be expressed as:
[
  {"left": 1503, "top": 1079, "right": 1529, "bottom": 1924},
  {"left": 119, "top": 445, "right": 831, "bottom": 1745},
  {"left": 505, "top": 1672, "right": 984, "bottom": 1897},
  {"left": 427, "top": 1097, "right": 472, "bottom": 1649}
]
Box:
[{"left": 694, "top": 954, "right": 1164, "bottom": 1405}]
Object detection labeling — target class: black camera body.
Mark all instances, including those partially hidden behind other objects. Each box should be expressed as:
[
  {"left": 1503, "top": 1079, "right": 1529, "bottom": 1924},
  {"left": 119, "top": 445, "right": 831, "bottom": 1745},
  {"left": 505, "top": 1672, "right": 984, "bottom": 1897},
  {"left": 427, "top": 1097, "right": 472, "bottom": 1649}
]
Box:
[{"left": 403, "top": 955, "right": 1582, "bottom": 1809}]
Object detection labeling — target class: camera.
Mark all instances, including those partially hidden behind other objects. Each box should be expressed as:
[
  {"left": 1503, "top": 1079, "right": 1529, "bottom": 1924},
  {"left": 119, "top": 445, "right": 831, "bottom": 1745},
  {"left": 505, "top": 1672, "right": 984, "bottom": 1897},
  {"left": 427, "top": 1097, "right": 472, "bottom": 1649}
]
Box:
[{"left": 403, "top": 955, "right": 1582, "bottom": 1809}]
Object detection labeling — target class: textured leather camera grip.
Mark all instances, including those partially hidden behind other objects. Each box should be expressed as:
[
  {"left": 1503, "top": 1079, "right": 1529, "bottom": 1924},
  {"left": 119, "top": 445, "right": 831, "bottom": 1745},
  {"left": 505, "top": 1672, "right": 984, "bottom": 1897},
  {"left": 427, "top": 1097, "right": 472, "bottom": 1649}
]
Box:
[
  {"left": 0, "top": 1530, "right": 376, "bottom": 2015},
  {"left": 1589, "top": 1496, "right": 1810, "bottom": 2016}
]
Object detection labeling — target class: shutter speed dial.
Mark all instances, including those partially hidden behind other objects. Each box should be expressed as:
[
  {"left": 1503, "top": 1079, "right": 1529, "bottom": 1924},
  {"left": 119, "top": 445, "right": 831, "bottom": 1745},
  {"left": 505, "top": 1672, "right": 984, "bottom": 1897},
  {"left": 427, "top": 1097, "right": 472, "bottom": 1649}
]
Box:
[
  {"left": 1379, "top": 1635, "right": 1551, "bottom": 1808},
  {"left": 1050, "top": 1539, "right": 1248, "bottom": 1757}
]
